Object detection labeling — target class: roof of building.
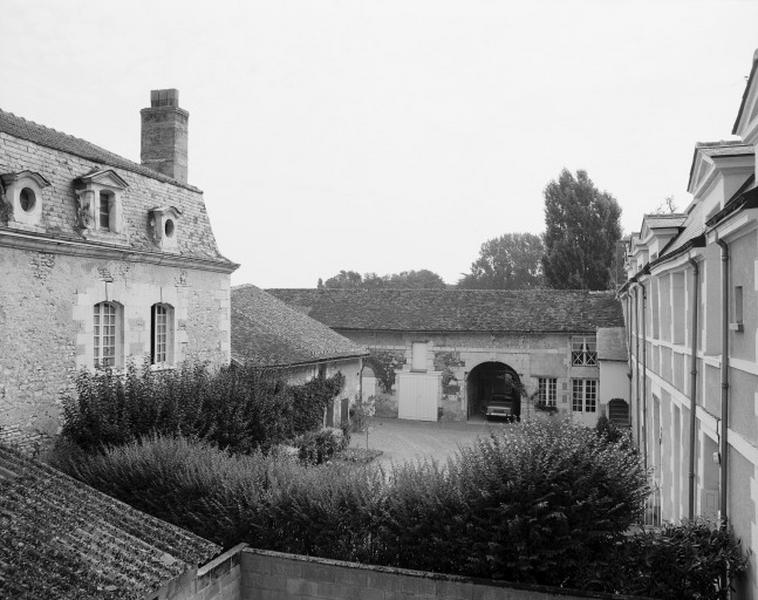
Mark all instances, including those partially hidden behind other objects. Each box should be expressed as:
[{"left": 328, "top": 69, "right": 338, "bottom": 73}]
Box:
[
  {"left": 266, "top": 288, "right": 624, "bottom": 334},
  {"left": 231, "top": 285, "right": 368, "bottom": 367},
  {"left": 0, "top": 445, "right": 219, "bottom": 600},
  {"left": 0, "top": 109, "right": 194, "bottom": 190},
  {"left": 0, "top": 109, "right": 236, "bottom": 270},
  {"left": 687, "top": 140, "right": 754, "bottom": 192},
  {"left": 597, "top": 327, "right": 628, "bottom": 361},
  {"left": 642, "top": 214, "right": 687, "bottom": 230},
  {"left": 733, "top": 49, "right": 758, "bottom": 135}
]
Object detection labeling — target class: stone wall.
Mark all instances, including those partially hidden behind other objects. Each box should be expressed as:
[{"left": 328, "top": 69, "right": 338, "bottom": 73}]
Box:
[
  {"left": 238, "top": 547, "right": 648, "bottom": 600},
  {"left": 342, "top": 329, "right": 604, "bottom": 422},
  {"left": 0, "top": 245, "right": 230, "bottom": 440}
]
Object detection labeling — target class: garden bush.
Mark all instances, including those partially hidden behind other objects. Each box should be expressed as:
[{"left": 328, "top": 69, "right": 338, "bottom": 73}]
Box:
[
  {"left": 53, "top": 421, "right": 746, "bottom": 597},
  {"left": 292, "top": 427, "right": 349, "bottom": 465},
  {"left": 60, "top": 361, "right": 344, "bottom": 454}
]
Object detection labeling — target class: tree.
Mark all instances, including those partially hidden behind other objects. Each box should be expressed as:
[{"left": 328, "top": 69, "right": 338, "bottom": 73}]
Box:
[
  {"left": 458, "top": 233, "right": 544, "bottom": 289},
  {"left": 542, "top": 169, "right": 622, "bottom": 290},
  {"left": 323, "top": 270, "right": 363, "bottom": 289},
  {"left": 384, "top": 270, "right": 446, "bottom": 289},
  {"left": 319, "top": 269, "right": 447, "bottom": 289},
  {"left": 653, "top": 195, "right": 679, "bottom": 214}
]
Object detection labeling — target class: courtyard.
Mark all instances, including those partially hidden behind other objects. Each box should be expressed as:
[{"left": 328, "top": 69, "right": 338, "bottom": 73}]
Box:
[{"left": 350, "top": 416, "right": 513, "bottom": 467}]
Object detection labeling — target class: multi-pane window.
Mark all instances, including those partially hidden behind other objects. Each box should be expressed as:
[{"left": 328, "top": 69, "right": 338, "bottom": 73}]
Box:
[
  {"left": 572, "top": 379, "right": 597, "bottom": 413},
  {"left": 99, "top": 191, "right": 112, "bottom": 230},
  {"left": 571, "top": 336, "right": 597, "bottom": 366},
  {"left": 151, "top": 303, "right": 173, "bottom": 365},
  {"left": 94, "top": 301, "right": 118, "bottom": 368},
  {"left": 538, "top": 377, "right": 557, "bottom": 407}
]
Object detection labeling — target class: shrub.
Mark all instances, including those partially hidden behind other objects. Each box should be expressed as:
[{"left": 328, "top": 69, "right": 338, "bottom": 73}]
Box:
[
  {"left": 292, "top": 427, "right": 349, "bottom": 465},
  {"left": 593, "top": 520, "right": 749, "bottom": 599},
  {"left": 60, "top": 362, "right": 345, "bottom": 454}
]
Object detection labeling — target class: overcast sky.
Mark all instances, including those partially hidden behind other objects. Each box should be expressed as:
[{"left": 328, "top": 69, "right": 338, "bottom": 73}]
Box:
[{"left": 2, "top": 1, "right": 757, "bottom": 287}]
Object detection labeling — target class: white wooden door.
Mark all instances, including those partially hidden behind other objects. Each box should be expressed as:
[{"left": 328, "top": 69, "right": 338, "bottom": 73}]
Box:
[{"left": 397, "top": 372, "right": 440, "bottom": 421}]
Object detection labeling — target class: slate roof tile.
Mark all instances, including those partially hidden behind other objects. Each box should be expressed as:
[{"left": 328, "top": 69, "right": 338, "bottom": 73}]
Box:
[
  {"left": 267, "top": 289, "right": 624, "bottom": 333},
  {"left": 597, "top": 327, "right": 628, "bottom": 361},
  {"left": 0, "top": 446, "right": 219, "bottom": 600},
  {"left": 231, "top": 285, "right": 368, "bottom": 366}
]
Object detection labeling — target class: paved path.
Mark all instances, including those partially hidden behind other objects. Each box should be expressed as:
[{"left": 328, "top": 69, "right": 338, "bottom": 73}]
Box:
[{"left": 350, "top": 417, "right": 513, "bottom": 468}]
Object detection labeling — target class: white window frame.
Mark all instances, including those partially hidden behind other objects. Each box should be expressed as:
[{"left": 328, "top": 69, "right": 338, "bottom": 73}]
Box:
[
  {"left": 93, "top": 301, "right": 123, "bottom": 369},
  {"left": 151, "top": 303, "right": 175, "bottom": 366},
  {"left": 571, "top": 378, "right": 597, "bottom": 413},
  {"left": 538, "top": 377, "right": 557, "bottom": 407},
  {"left": 571, "top": 336, "right": 597, "bottom": 366}
]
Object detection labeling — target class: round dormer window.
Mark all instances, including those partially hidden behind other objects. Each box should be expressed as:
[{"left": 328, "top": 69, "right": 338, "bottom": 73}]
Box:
[
  {"left": 19, "top": 188, "right": 36, "bottom": 212},
  {"left": 164, "top": 218, "right": 175, "bottom": 238}
]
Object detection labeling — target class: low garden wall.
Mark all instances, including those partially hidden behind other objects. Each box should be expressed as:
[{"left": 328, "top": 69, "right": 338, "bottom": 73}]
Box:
[{"left": 238, "top": 547, "right": 652, "bottom": 600}]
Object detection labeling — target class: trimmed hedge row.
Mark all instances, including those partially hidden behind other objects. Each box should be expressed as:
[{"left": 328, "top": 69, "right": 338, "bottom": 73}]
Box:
[{"left": 61, "top": 362, "right": 345, "bottom": 454}]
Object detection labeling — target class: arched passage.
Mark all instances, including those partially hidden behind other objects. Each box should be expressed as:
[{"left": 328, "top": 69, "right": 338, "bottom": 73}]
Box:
[{"left": 467, "top": 361, "right": 521, "bottom": 421}]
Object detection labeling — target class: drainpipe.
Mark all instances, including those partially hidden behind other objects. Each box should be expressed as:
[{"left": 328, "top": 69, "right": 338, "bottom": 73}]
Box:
[
  {"left": 634, "top": 285, "right": 641, "bottom": 448},
  {"left": 641, "top": 282, "right": 648, "bottom": 473},
  {"left": 688, "top": 259, "right": 699, "bottom": 520},
  {"left": 716, "top": 239, "right": 730, "bottom": 526},
  {"left": 627, "top": 292, "right": 633, "bottom": 428}
]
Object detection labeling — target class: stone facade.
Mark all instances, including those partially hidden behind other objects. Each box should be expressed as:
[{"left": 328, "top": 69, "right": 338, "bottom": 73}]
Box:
[
  {"left": 0, "top": 91, "right": 236, "bottom": 444},
  {"left": 351, "top": 329, "right": 608, "bottom": 425}
]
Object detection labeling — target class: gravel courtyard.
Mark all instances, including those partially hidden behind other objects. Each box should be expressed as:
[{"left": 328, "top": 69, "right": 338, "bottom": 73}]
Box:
[{"left": 349, "top": 417, "right": 513, "bottom": 468}]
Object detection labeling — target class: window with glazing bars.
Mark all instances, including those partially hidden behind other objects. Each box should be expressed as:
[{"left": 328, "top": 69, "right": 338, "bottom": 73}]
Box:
[
  {"left": 94, "top": 301, "right": 117, "bottom": 368},
  {"left": 151, "top": 304, "right": 168, "bottom": 364},
  {"left": 538, "top": 377, "right": 557, "bottom": 407},
  {"left": 571, "top": 336, "right": 597, "bottom": 366},
  {"left": 571, "top": 378, "right": 597, "bottom": 412},
  {"left": 99, "top": 191, "right": 112, "bottom": 230}
]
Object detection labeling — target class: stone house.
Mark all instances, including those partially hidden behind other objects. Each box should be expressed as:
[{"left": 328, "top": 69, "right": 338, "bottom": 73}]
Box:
[
  {"left": 268, "top": 288, "right": 627, "bottom": 426},
  {"left": 621, "top": 49, "right": 758, "bottom": 598},
  {"left": 0, "top": 89, "right": 237, "bottom": 446},
  {"left": 230, "top": 285, "right": 368, "bottom": 427}
]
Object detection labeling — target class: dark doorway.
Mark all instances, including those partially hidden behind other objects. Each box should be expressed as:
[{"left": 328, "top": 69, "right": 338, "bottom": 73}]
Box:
[{"left": 467, "top": 362, "right": 521, "bottom": 420}]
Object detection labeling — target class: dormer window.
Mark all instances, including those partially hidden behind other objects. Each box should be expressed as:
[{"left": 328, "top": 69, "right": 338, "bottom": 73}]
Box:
[
  {"left": 0, "top": 171, "right": 51, "bottom": 228},
  {"left": 149, "top": 206, "right": 181, "bottom": 252},
  {"left": 98, "top": 191, "right": 114, "bottom": 230},
  {"left": 74, "top": 169, "right": 127, "bottom": 234}
]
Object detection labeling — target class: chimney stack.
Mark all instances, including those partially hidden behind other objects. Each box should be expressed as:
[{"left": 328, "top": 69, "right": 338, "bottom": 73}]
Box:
[{"left": 140, "top": 89, "right": 189, "bottom": 183}]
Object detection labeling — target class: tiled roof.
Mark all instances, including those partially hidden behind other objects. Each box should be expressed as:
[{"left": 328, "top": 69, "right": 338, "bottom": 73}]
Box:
[
  {"left": 0, "top": 109, "right": 195, "bottom": 190},
  {"left": 231, "top": 285, "right": 368, "bottom": 367},
  {"left": 0, "top": 109, "right": 236, "bottom": 269},
  {"left": 267, "top": 288, "right": 624, "bottom": 333},
  {"left": 733, "top": 49, "right": 758, "bottom": 135},
  {"left": 687, "top": 140, "right": 754, "bottom": 191},
  {"left": 597, "top": 327, "right": 628, "bottom": 361},
  {"left": 0, "top": 445, "right": 219, "bottom": 600},
  {"left": 642, "top": 214, "right": 687, "bottom": 230}
]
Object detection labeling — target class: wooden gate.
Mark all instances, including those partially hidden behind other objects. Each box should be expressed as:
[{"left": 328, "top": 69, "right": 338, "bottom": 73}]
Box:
[{"left": 397, "top": 372, "right": 440, "bottom": 421}]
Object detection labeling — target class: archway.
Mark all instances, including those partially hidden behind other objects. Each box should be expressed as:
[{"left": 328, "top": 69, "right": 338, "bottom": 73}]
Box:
[{"left": 466, "top": 361, "right": 521, "bottom": 420}]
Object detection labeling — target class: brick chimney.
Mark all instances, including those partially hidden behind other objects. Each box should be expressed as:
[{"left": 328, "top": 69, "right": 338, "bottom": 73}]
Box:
[{"left": 140, "top": 89, "right": 189, "bottom": 183}]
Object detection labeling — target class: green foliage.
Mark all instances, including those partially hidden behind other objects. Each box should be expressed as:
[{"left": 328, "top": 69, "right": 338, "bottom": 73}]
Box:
[
  {"left": 542, "top": 169, "right": 622, "bottom": 290},
  {"left": 458, "top": 233, "right": 545, "bottom": 289},
  {"left": 322, "top": 269, "right": 447, "bottom": 289},
  {"left": 0, "top": 182, "right": 12, "bottom": 225},
  {"left": 348, "top": 395, "right": 375, "bottom": 433},
  {"left": 293, "top": 427, "right": 349, "bottom": 465},
  {"left": 61, "top": 362, "right": 345, "bottom": 454},
  {"left": 365, "top": 349, "right": 406, "bottom": 393},
  {"left": 593, "top": 520, "right": 749, "bottom": 599},
  {"left": 289, "top": 372, "right": 345, "bottom": 435}
]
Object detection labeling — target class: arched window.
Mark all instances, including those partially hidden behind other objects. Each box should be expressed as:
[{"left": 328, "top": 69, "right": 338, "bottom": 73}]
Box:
[
  {"left": 93, "top": 301, "right": 122, "bottom": 368},
  {"left": 151, "top": 303, "right": 175, "bottom": 365}
]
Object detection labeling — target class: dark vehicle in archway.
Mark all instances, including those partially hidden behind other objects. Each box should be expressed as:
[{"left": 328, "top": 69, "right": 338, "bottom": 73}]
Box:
[{"left": 485, "top": 393, "right": 516, "bottom": 422}]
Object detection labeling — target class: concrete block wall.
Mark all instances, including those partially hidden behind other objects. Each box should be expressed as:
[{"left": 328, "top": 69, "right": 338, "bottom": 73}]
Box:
[{"left": 238, "top": 547, "right": 650, "bottom": 600}]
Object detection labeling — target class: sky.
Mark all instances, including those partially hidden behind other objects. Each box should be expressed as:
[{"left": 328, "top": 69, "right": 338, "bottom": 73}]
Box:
[{"left": 2, "top": 0, "right": 757, "bottom": 287}]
